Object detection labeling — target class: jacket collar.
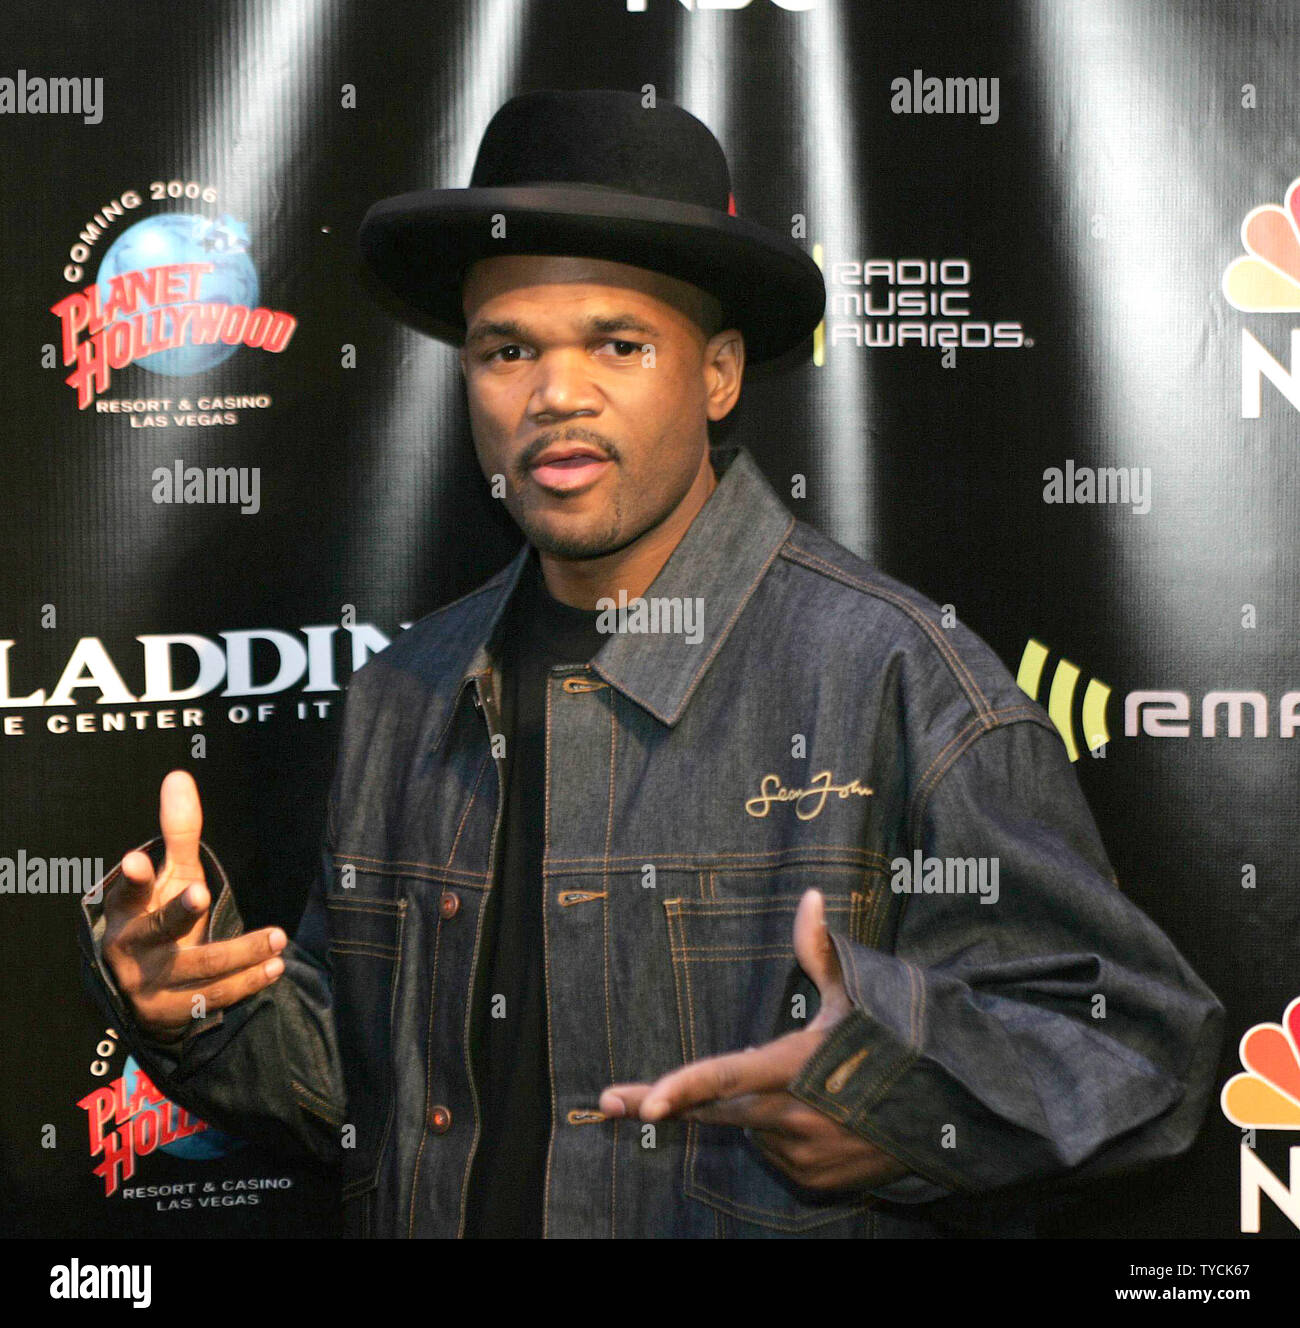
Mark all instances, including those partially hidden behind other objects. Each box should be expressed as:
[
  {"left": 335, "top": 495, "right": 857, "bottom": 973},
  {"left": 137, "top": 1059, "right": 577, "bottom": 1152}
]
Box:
[{"left": 457, "top": 445, "right": 795, "bottom": 727}]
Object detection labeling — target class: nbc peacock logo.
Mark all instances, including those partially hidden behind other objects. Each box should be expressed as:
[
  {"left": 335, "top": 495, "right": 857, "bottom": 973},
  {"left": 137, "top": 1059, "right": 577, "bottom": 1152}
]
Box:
[
  {"left": 1220, "top": 996, "right": 1300, "bottom": 1232},
  {"left": 1221, "top": 175, "right": 1300, "bottom": 418},
  {"left": 1221, "top": 996, "right": 1300, "bottom": 1130},
  {"left": 1222, "top": 179, "right": 1300, "bottom": 312}
]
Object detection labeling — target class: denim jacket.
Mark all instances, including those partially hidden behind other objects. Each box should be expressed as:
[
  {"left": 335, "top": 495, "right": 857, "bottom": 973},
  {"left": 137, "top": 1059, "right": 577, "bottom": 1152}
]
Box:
[{"left": 79, "top": 444, "right": 1224, "bottom": 1238}]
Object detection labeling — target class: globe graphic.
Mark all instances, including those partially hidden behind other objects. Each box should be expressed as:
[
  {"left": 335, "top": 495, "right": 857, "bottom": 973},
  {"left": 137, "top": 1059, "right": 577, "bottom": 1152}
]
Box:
[
  {"left": 96, "top": 213, "right": 259, "bottom": 376},
  {"left": 122, "top": 1055, "right": 245, "bottom": 1161}
]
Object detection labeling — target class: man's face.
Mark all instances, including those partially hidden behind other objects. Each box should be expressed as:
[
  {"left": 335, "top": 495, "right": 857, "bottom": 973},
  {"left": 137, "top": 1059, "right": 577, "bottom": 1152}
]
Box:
[{"left": 459, "top": 254, "right": 742, "bottom": 561}]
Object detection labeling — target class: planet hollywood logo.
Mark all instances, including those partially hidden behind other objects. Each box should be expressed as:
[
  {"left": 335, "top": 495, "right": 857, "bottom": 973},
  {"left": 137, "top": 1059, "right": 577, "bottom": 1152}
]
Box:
[
  {"left": 820, "top": 256, "right": 1029, "bottom": 354},
  {"left": 49, "top": 181, "right": 298, "bottom": 410},
  {"left": 79, "top": 1058, "right": 227, "bottom": 1197},
  {"left": 79, "top": 1028, "right": 241, "bottom": 1199}
]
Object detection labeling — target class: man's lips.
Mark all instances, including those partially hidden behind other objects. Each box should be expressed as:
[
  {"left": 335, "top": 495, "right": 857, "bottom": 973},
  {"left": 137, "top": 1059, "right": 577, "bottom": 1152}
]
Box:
[{"left": 528, "top": 449, "right": 613, "bottom": 493}]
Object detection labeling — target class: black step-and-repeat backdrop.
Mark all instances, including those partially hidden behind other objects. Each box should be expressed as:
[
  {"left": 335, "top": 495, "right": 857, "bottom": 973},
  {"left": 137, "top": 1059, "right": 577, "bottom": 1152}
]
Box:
[{"left": 2, "top": 0, "right": 1298, "bottom": 1239}]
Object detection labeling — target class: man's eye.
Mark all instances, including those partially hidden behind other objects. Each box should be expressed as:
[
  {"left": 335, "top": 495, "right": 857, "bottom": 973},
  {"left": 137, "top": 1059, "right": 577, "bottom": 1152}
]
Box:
[
  {"left": 485, "top": 344, "right": 527, "bottom": 362},
  {"left": 604, "top": 340, "right": 642, "bottom": 357}
]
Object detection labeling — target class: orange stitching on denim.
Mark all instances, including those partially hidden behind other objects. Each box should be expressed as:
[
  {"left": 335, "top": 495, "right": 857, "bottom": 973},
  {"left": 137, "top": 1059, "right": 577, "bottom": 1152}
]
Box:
[
  {"left": 866, "top": 884, "right": 889, "bottom": 948},
  {"left": 780, "top": 541, "right": 991, "bottom": 716},
  {"left": 847, "top": 1076, "right": 965, "bottom": 1191},
  {"left": 791, "top": 1055, "right": 969, "bottom": 1195},
  {"left": 454, "top": 783, "right": 499, "bottom": 1239},
  {"left": 542, "top": 846, "right": 887, "bottom": 868},
  {"left": 199, "top": 840, "right": 237, "bottom": 937},
  {"left": 912, "top": 703, "right": 1049, "bottom": 802},
  {"left": 566, "top": 1109, "right": 607, "bottom": 1124},
  {"left": 908, "top": 961, "right": 926, "bottom": 1048},
  {"left": 907, "top": 724, "right": 988, "bottom": 845},
  {"left": 907, "top": 716, "right": 1040, "bottom": 846},
  {"left": 601, "top": 686, "right": 618, "bottom": 1239},
  {"left": 668, "top": 953, "right": 797, "bottom": 965},
  {"left": 913, "top": 715, "right": 987, "bottom": 793},
  {"left": 851, "top": 891, "right": 871, "bottom": 945},
  {"left": 665, "top": 512, "right": 795, "bottom": 723},
  {"left": 540, "top": 861, "right": 883, "bottom": 879},
  {"left": 428, "top": 670, "right": 478, "bottom": 758},
  {"left": 562, "top": 674, "right": 608, "bottom": 693},
  {"left": 713, "top": 867, "right": 881, "bottom": 884},
  {"left": 557, "top": 889, "right": 608, "bottom": 906},
  {"left": 825, "top": 1047, "right": 871, "bottom": 1093},
  {"left": 916, "top": 705, "right": 1057, "bottom": 803},
  {"left": 602, "top": 511, "right": 795, "bottom": 728},
  {"left": 686, "top": 1159, "right": 870, "bottom": 1230},
  {"left": 331, "top": 853, "right": 489, "bottom": 886},
  {"left": 332, "top": 852, "right": 449, "bottom": 871},
  {"left": 411, "top": 901, "right": 446, "bottom": 1237},
  {"left": 664, "top": 904, "right": 693, "bottom": 1064},
  {"left": 541, "top": 675, "right": 559, "bottom": 1239},
  {"left": 675, "top": 907, "right": 701, "bottom": 1062},
  {"left": 325, "top": 897, "right": 406, "bottom": 916},
  {"left": 663, "top": 899, "right": 852, "bottom": 918},
  {"left": 667, "top": 940, "right": 807, "bottom": 954},
  {"left": 328, "top": 942, "right": 400, "bottom": 960},
  {"left": 447, "top": 749, "right": 491, "bottom": 868},
  {"left": 291, "top": 1079, "right": 343, "bottom": 1128},
  {"left": 340, "top": 900, "right": 406, "bottom": 1211}
]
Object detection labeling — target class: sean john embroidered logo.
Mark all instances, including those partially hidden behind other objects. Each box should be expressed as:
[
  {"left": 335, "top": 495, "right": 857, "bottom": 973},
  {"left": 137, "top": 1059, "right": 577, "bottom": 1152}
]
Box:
[{"left": 744, "top": 770, "right": 874, "bottom": 820}]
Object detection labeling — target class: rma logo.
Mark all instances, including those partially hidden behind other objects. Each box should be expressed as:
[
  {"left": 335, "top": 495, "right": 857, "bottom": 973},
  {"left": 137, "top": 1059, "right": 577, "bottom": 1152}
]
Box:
[{"left": 1016, "top": 639, "right": 1300, "bottom": 760}]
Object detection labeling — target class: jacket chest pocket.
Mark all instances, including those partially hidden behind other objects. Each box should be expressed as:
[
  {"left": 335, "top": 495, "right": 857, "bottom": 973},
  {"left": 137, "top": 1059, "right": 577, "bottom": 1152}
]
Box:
[
  {"left": 663, "top": 876, "right": 881, "bottom": 1234},
  {"left": 325, "top": 895, "right": 406, "bottom": 1225}
]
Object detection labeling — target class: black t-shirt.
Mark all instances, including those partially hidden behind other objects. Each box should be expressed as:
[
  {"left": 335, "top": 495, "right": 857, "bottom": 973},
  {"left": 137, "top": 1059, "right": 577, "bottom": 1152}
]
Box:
[{"left": 463, "top": 549, "right": 606, "bottom": 1238}]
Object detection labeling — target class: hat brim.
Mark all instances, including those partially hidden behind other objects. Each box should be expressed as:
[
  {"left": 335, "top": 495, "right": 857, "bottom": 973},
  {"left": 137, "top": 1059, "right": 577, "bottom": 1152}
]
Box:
[{"left": 357, "top": 183, "right": 825, "bottom": 364}]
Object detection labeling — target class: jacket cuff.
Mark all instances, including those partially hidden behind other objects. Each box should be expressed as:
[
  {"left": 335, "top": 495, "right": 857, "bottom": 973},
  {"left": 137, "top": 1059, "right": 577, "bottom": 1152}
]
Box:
[
  {"left": 78, "top": 836, "right": 245, "bottom": 1073},
  {"left": 786, "top": 928, "right": 961, "bottom": 1195}
]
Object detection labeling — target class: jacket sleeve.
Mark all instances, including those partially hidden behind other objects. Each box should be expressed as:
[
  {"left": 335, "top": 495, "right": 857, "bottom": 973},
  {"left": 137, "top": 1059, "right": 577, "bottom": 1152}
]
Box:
[
  {"left": 787, "top": 715, "right": 1225, "bottom": 1197},
  {"left": 77, "top": 812, "right": 347, "bottom": 1172}
]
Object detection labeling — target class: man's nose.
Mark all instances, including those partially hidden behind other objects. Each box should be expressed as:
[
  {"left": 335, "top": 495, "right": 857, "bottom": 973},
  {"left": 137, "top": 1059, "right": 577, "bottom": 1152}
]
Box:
[{"left": 527, "top": 349, "right": 601, "bottom": 420}]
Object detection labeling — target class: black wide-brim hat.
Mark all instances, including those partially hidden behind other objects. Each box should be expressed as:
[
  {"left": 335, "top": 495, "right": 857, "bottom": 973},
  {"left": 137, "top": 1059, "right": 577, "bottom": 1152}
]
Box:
[{"left": 358, "top": 89, "right": 825, "bottom": 364}]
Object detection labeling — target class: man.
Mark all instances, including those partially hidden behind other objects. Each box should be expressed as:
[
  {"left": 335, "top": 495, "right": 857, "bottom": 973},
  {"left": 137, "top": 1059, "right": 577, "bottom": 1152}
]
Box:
[{"left": 79, "top": 89, "right": 1224, "bottom": 1238}]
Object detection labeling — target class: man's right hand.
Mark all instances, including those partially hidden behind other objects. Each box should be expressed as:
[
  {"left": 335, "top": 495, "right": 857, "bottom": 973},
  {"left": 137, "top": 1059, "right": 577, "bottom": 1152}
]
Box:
[{"left": 102, "top": 769, "right": 286, "bottom": 1045}]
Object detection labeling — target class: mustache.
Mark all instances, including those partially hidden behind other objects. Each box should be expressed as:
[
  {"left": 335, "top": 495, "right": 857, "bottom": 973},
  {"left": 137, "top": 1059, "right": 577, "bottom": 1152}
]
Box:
[{"left": 520, "top": 427, "right": 621, "bottom": 471}]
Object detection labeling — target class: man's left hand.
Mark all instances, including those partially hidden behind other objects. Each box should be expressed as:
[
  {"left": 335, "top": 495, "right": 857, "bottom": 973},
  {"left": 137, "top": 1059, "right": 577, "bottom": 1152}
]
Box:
[{"left": 599, "top": 889, "right": 911, "bottom": 1193}]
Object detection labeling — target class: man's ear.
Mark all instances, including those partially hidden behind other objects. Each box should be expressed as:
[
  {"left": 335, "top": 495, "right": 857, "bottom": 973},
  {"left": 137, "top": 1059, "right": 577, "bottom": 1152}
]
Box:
[{"left": 704, "top": 329, "right": 745, "bottom": 422}]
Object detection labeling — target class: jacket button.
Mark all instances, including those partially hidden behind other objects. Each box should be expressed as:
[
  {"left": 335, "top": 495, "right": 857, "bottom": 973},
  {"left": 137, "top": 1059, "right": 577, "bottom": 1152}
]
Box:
[
  {"left": 428, "top": 1105, "right": 452, "bottom": 1134},
  {"left": 439, "top": 890, "right": 460, "bottom": 919}
]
